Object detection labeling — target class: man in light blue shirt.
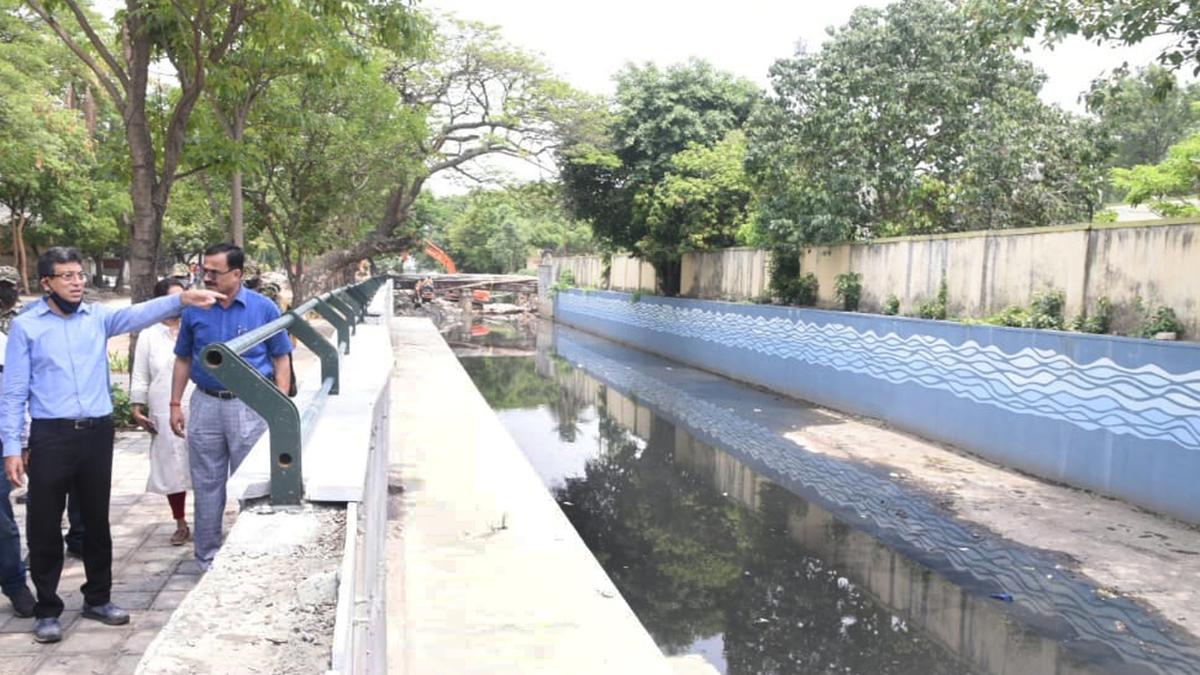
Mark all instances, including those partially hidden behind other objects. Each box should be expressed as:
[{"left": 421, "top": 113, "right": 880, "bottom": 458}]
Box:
[{"left": 1, "top": 246, "right": 223, "bottom": 644}]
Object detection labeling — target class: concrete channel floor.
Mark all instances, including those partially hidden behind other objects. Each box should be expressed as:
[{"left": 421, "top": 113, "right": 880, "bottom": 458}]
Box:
[{"left": 0, "top": 431, "right": 220, "bottom": 675}]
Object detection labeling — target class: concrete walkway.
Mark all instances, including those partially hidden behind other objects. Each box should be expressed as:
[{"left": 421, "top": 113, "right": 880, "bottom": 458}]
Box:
[{"left": 0, "top": 432, "right": 207, "bottom": 675}]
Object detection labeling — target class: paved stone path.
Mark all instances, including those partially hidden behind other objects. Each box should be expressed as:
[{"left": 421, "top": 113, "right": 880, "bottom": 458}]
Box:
[{"left": 0, "top": 431, "right": 214, "bottom": 675}]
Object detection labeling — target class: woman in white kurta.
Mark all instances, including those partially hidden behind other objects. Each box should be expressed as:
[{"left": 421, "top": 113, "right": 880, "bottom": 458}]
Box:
[{"left": 130, "top": 278, "right": 193, "bottom": 545}]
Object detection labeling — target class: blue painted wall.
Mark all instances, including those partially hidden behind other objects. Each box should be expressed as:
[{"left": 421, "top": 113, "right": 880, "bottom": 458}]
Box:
[{"left": 555, "top": 289, "right": 1200, "bottom": 524}]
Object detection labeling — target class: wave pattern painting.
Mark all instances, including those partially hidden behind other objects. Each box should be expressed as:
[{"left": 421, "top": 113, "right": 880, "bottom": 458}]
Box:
[{"left": 558, "top": 292, "right": 1200, "bottom": 451}]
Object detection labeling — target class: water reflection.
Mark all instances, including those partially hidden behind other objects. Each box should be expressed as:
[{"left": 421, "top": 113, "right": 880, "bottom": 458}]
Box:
[{"left": 458, "top": 321, "right": 1200, "bottom": 675}]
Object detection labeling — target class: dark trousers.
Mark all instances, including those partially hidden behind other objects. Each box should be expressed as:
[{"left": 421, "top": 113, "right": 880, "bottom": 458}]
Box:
[{"left": 26, "top": 418, "right": 114, "bottom": 618}]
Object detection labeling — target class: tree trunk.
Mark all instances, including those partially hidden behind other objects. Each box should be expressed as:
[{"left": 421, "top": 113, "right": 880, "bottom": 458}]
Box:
[
  {"left": 113, "top": 250, "right": 127, "bottom": 290},
  {"left": 14, "top": 213, "right": 29, "bottom": 294},
  {"left": 229, "top": 116, "right": 246, "bottom": 245},
  {"left": 230, "top": 170, "right": 244, "bottom": 246},
  {"left": 126, "top": 111, "right": 163, "bottom": 304}
]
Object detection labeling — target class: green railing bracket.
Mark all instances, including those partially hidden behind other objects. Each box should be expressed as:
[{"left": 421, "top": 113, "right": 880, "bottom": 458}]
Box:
[
  {"left": 287, "top": 310, "right": 341, "bottom": 394},
  {"left": 337, "top": 289, "right": 365, "bottom": 324},
  {"left": 327, "top": 293, "right": 359, "bottom": 335},
  {"left": 201, "top": 342, "right": 304, "bottom": 505},
  {"left": 313, "top": 296, "right": 352, "bottom": 354}
]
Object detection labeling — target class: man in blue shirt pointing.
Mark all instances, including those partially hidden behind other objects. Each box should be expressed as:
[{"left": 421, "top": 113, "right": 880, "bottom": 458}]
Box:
[{"left": 1, "top": 246, "right": 224, "bottom": 643}]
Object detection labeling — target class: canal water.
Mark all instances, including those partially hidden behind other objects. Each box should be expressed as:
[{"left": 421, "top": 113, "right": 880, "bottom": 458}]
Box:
[{"left": 449, "top": 317, "right": 1200, "bottom": 675}]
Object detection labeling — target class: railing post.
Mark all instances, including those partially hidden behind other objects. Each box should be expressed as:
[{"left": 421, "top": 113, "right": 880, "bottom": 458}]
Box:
[
  {"left": 201, "top": 342, "right": 304, "bottom": 505},
  {"left": 336, "top": 289, "right": 365, "bottom": 324},
  {"left": 314, "top": 295, "right": 353, "bottom": 354},
  {"left": 326, "top": 293, "right": 359, "bottom": 335},
  {"left": 288, "top": 310, "right": 341, "bottom": 395}
]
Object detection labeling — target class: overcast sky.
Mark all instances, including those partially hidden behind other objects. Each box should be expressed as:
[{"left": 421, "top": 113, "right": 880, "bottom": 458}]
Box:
[{"left": 427, "top": 0, "right": 1176, "bottom": 112}]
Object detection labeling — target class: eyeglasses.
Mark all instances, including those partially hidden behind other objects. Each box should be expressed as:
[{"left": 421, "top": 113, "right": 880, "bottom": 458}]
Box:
[
  {"left": 202, "top": 268, "right": 237, "bottom": 278},
  {"left": 46, "top": 272, "right": 89, "bottom": 283}
]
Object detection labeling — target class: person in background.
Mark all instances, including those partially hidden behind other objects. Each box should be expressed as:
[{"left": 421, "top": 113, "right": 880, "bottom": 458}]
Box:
[
  {"left": 170, "top": 243, "right": 292, "bottom": 571},
  {"left": 169, "top": 263, "right": 192, "bottom": 289},
  {"left": 129, "top": 278, "right": 193, "bottom": 547},
  {"left": 1, "top": 246, "right": 223, "bottom": 643},
  {"left": 0, "top": 265, "right": 35, "bottom": 618}
]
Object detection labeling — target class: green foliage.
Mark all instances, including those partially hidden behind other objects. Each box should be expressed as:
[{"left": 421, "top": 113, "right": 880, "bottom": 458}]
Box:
[
  {"left": 834, "top": 272, "right": 862, "bottom": 312},
  {"left": 989, "top": 0, "right": 1200, "bottom": 75},
  {"left": 1069, "top": 296, "right": 1113, "bottom": 334},
  {"left": 633, "top": 130, "right": 756, "bottom": 290},
  {"left": 436, "top": 184, "right": 595, "bottom": 274},
  {"left": 558, "top": 269, "right": 576, "bottom": 286},
  {"left": 1111, "top": 132, "right": 1200, "bottom": 217},
  {"left": 916, "top": 278, "right": 949, "bottom": 320},
  {"left": 110, "top": 383, "right": 133, "bottom": 429},
  {"left": 1093, "top": 209, "right": 1119, "bottom": 223},
  {"left": 1026, "top": 289, "right": 1066, "bottom": 329},
  {"left": 108, "top": 350, "right": 131, "bottom": 374},
  {"left": 1084, "top": 66, "right": 1200, "bottom": 172},
  {"left": 630, "top": 290, "right": 643, "bottom": 303},
  {"left": 746, "top": 0, "right": 1107, "bottom": 248},
  {"left": 559, "top": 59, "right": 761, "bottom": 294},
  {"left": 784, "top": 273, "right": 820, "bottom": 307},
  {"left": 882, "top": 294, "right": 900, "bottom": 316},
  {"left": 1138, "top": 305, "right": 1185, "bottom": 338},
  {"left": 984, "top": 305, "right": 1030, "bottom": 328}
]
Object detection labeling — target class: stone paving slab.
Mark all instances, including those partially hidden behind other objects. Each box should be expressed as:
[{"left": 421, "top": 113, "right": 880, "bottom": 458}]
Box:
[{"left": 1, "top": 432, "right": 234, "bottom": 674}]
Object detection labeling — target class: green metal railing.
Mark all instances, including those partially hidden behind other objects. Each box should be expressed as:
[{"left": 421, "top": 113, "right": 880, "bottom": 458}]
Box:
[{"left": 201, "top": 276, "right": 390, "bottom": 505}]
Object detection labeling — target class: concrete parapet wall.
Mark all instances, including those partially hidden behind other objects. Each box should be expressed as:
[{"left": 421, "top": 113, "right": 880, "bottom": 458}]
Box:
[
  {"left": 386, "top": 317, "right": 673, "bottom": 674},
  {"left": 556, "top": 289, "right": 1200, "bottom": 525}
]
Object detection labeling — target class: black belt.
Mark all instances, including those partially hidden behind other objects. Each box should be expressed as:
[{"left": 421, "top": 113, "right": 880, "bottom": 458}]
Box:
[
  {"left": 35, "top": 416, "right": 111, "bottom": 430},
  {"left": 200, "top": 388, "right": 238, "bottom": 400}
]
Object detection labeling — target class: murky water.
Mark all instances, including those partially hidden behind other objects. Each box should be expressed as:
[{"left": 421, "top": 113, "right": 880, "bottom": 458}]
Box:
[{"left": 451, "top": 317, "right": 1200, "bottom": 675}]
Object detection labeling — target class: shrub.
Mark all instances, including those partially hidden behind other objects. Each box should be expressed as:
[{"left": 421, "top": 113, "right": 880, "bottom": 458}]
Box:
[
  {"left": 1139, "top": 305, "right": 1184, "bottom": 338},
  {"left": 108, "top": 350, "right": 130, "bottom": 374},
  {"left": 882, "top": 294, "right": 900, "bottom": 316},
  {"left": 834, "top": 272, "right": 863, "bottom": 312},
  {"left": 793, "top": 273, "right": 819, "bottom": 306},
  {"left": 110, "top": 383, "right": 134, "bottom": 428},
  {"left": 985, "top": 305, "right": 1029, "bottom": 327},
  {"left": 1069, "top": 296, "right": 1112, "bottom": 334},
  {"left": 916, "top": 278, "right": 948, "bottom": 320},
  {"left": 1026, "top": 289, "right": 1066, "bottom": 330}
]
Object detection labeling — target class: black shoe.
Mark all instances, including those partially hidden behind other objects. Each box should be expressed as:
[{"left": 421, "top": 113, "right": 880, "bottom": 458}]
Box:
[
  {"left": 65, "top": 545, "right": 84, "bottom": 560},
  {"left": 5, "top": 586, "right": 35, "bottom": 618},
  {"left": 81, "top": 601, "right": 129, "bottom": 626},
  {"left": 33, "top": 617, "right": 61, "bottom": 643}
]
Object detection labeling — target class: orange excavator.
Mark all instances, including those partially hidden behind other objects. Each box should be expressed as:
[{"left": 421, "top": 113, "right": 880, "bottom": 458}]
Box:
[{"left": 423, "top": 240, "right": 456, "bottom": 274}]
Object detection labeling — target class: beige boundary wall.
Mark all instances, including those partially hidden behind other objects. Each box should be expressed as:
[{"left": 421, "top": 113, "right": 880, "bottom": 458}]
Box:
[
  {"left": 544, "top": 219, "right": 1200, "bottom": 338},
  {"left": 801, "top": 219, "right": 1200, "bottom": 338},
  {"left": 680, "top": 247, "right": 772, "bottom": 300},
  {"left": 544, "top": 248, "right": 769, "bottom": 299}
]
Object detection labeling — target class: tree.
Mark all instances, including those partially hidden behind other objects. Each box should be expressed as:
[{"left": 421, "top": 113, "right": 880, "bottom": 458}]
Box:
[
  {"left": 307, "top": 16, "right": 596, "bottom": 281},
  {"left": 24, "top": 0, "right": 423, "bottom": 302},
  {"left": 745, "top": 0, "right": 1107, "bottom": 249},
  {"left": 197, "top": 0, "right": 423, "bottom": 245},
  {"left": 633, "top": 130, "right": 755, "bottom": 289},
  {"left": 559, "top": 59, "right": 760, "bottom": 294},
  {"left": 1084, "top": 65, "right": 1200, "bottom": 170},
  {"left": 241, "top": 62, "right": 410, "bottom": 302},
  {"left": 984, "top": 0, "right": 1200, "bottom": 74},
  {"left": 436, "top": 183, "right": 595, "bottom": 274},
  {"left": 0, "top": 0, "right": 125, "bottom": 289},
  {"left": 1111, "top": 130, "right": 1200, "bottom": 216}
]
